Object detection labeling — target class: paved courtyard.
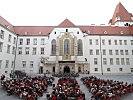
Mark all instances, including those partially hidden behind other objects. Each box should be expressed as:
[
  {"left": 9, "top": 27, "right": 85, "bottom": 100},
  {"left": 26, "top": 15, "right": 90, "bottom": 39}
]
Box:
[{"left": 0, "top": 74, "right": 133, "bottom": 100}]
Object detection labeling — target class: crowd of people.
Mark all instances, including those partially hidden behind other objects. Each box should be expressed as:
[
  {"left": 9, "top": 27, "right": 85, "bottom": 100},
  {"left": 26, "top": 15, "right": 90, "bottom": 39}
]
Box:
[
  {"left": 81, "top": 76, "right": 133, "bottom": 100},
  {"left": 52, "top": 72, "right": 79, "bottom": 77},
  {"left": 49, "top": 77, "right": 85, "bottom": 100},
  {"left": 1, "top": 76, "right": 54, "bottom": 100}
]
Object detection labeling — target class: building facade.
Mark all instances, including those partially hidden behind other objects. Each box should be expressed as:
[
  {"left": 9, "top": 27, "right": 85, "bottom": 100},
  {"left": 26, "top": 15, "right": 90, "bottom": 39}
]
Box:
[{"left": 0, "top": 2, "right": 133, "bottom": 75}]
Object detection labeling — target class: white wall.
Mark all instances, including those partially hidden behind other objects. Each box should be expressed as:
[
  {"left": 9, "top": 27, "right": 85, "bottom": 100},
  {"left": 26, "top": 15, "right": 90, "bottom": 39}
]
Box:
[{"left": 0, "top": 25, "right": 17, "bottom": 75}]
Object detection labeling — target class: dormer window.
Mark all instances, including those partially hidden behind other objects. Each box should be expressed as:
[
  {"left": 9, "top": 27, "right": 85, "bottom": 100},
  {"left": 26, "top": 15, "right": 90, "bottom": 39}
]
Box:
[
  {"left": 25, "top": 32, "right": 28, "bottom": 35},
  {"left": 104, "top": 31, "right": 107, "bottom": 34},
  {"left": 120, "top": 31, "right": 123, "bottom": 34},
  {"left": 116, "top": 16, "right": 120, "bottom": 21},
  {"left": 131, "top": 17, "right": 133, "bottom": 20},
  {"left": 39, "top": 32, "right": 42, "bottom": 35}
]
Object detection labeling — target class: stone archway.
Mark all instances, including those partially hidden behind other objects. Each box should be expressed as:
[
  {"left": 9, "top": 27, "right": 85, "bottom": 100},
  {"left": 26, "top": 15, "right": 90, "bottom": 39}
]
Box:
[{"left": 64, "top": 66, "right": 70, "bottom": 73}]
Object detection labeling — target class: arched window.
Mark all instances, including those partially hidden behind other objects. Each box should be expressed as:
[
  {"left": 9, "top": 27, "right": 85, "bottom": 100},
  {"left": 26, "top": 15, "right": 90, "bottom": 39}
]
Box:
[
  {"left": 51, "top": 39, "right": 56, "bottom": 55},
  {"left": 77, "top": 39, "right": 83, "bottom": 56},
  {"left": 64, "top": 39, "right": 70, "bottom": 54}
]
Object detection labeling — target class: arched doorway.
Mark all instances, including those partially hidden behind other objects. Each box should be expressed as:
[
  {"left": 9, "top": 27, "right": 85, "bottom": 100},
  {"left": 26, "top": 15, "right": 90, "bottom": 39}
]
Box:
[
  {"left": 78, "top": 67, "right": 81, "bottom": 73},
  {"left": 53, "top": 66, "right": 55, "bottom": 73},
  {"left": 64, "top": 66, "right": 70, "bottom": 73},
  {"left": 39, "top": 66, "right": 43, "bottom": 74}
]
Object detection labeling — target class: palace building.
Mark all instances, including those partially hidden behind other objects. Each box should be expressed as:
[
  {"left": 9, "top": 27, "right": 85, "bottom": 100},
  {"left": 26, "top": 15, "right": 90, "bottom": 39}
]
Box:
[{"left": 0, "top": 2, "right": 133, "bottom": 75}]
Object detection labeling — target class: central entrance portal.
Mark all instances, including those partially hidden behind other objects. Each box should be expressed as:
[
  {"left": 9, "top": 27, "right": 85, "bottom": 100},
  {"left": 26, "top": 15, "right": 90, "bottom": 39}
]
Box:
[{"left": 64, "top": 66, "right": 70, "bottom": 73}]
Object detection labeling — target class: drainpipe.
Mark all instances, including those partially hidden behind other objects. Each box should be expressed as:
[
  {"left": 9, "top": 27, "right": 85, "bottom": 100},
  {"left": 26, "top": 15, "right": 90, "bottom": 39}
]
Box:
[
  {"left": 99, "top": 35, "right": 103, "bottom": 75},
  {"left": 12, "top": 34, "right": 18, "bottom": 75}
]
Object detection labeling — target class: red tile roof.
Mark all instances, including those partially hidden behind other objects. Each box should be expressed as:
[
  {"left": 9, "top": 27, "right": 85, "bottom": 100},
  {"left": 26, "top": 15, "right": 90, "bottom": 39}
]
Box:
[
  {"left": 78, "top": 26, "right": 131, "bottom": 35},
  {"left": 13, "top": 26, "right": 54, "bottom": 36},
  {"left": 0, "top": 3, "right": 133, "bottom": 36},
  {"left": 129, "top": 25, "right": 133, "bottom": 33},
  {"left": 109, "top": 2, "right": 133, "bottom": 24},
  {"left": 58, "top": 19, "right": 75, "bottom": 27},
  {"left": 0, "top": 16, "right": 14, "bottom": 31}
]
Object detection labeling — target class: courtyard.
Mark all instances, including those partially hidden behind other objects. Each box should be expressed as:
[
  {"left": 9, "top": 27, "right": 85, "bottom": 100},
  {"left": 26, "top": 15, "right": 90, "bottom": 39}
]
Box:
[{"left": 0, "top": 74, "right": 133, "bottom": 100}]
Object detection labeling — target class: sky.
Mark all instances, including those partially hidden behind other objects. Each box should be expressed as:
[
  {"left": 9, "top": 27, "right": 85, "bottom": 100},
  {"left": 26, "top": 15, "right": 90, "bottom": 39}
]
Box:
[{"left": 0, "top": 0, "right": 133, "bottom": 26}]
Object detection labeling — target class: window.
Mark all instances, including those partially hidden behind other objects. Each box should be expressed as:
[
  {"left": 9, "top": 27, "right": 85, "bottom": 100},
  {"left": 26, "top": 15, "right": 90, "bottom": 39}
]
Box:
[
  {"left": 41, "top": 38, "right": 45, "bottom": 45},
  {"left": 115, "top": 50, "right": 119, "bottom": 55},
  {"left": 77, "top": 39, "right": 83, "bottom": 56},
  {"left": 7, "top": 45, "right": 11, "bottom": 53},
  {"left": 114, "top": 40, "right": 117, "bottom": 45},
  {"left": 51, "top": 39, "right": 56, "bottom": 55},
  {"left": 0, "top": 30, "right": 4, "bottom": 39},
  {"left": 96, "top": 49, "right": 99, "bottom": 55},
  {"left": 131, "top": 68, "right": 133, "bottom": 73},
  {"left": 11, "top": 61, "right": 14, "bottom": 68},
  {"left": 41, "top": 48, "right": 45, "bottom": 54},
  {"left": 131, "top": 40, "right": 133, "bottom": 45},
  {"left": 132, "top": 50, "right": 133, "bottom": 55},
  {"left": 110, "top": 58, "right": 113, "bottom": 65},
  {"left": 120, "top": 50, "right": 124, "bottom": 55},
  {"left": 66, "top": 29, "right": 68, "bottom": 32},
  {"left": 19, "top": 39, "right": 23, "bottom": 45},
  {"left": 13, "top": 37, "right": 16, "bottom": 44},
  {"left": 22, "top": 61, "right": 26, "bottom": 68},
  {"left": 8, "top": 34, "right": 12, "bottom": 42},
  {"left": 116, "top": 58, "right": 120, "bottom": 65},
  {"left": 109, "top": 50, "right": 113, "bottom": 55},
  {"left": 94, "top": 58, "right": 98, "bottom": 65},
  {"left": 26, "top": 38, "right": 30, "bottom": 45},
  {"left": 12, "top": 46, "right": 15, "bottom": 54},
  {"left": 107, "top": 68, "right": 110, "bottom": 71},
  {"left": 90, "top": 49, "right": 93, "bottom": 55},
  {"left": 33, "top": 38, "right": 37, "bottom": 45},
  {"left": 18, "top": 47, "right": 22, "bottom": 54},
  {"left": 5, "top": 60, "right": 9, "bottom": 68},
  {"left": 121, "top": 58, "right": 125, "bottom": 65},
  {"left": 103, "top": 49, "right": 106, "bottom": 55},
  {"left": 89, "top": 39, "right": 92, "bottom": 45},
  {"left": 119, "top": 68, "right": 123, "bottom": 71},
  {"left": 0, "top": 42, "right": 3, "bottom": 52},
  {"left": 95, "top": 39, "right": 98, "bottom": 45},
  {"left": 125, "top": 50, "right": 129, "bottom": 55},
  {"left": 124, "top": 40, "right": 127, "bottom": 45},
  {"left": 32, "top": 48, "right": 36, "bottom": 55},
  {"left": 0, "top": 60, "right": 2, "bottom": 69},
  {"left": 25, "top": 47, "right": 29, "bottom": 55},
  {"left": 108, "top": 40, "right": 111, "bottom": 45},
  {"left": 64, "top": 39, "right": 70, "bottom": 54},
  {"left": 30, "top": 61, "right": 33, "bottom": 68},
  {"left": 126, "top": 58, "right": 130, "bottom": 65},
  {"left": 94, "top": 68, "right": 98, "bottom": 71},
  {"left": 102, "top": 39, "right": 105, "bottom": 45},
  {"left": 103, "top": 58, "right": 107, "bottom": 65},
  {"left": 119, "top": 40, "right": 122, "bottom": 45}
]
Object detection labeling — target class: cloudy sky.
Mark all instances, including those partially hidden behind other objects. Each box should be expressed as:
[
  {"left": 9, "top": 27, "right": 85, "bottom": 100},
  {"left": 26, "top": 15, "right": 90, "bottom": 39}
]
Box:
[{"left": 0, "top": 0, "right": 133, "bottom": 26}]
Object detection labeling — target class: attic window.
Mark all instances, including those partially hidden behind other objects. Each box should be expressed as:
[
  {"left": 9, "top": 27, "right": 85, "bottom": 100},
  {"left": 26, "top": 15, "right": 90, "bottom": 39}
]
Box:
[
  {"left": 39, "top": 32, "right": 42, "bottom": 35},
  {"left": 66, "top": 29, "right": 68, "bottom": 32},
  {"left": 88, "top": 31, "right": 90, "bottom": 34},
  {"left": 116, "top": 16, "right": 120, "bottom": 21},
  {"left": 7, "top": 25, "right": 10, "bottom": 29},
  {"left": 104, "top": 31, "right": 107, "bottom": 34},
  {"left": 120, "top": 31, "right": 124, "bottom": 34},
  {"left": 25, "top": 32, "right": 28, "bottom": 35},
  {"left": 131, "top": 17, "right": 133, "bottom": 20},
  {"left": 55, "top": 32, "right": 56, "bottom": 34}
]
